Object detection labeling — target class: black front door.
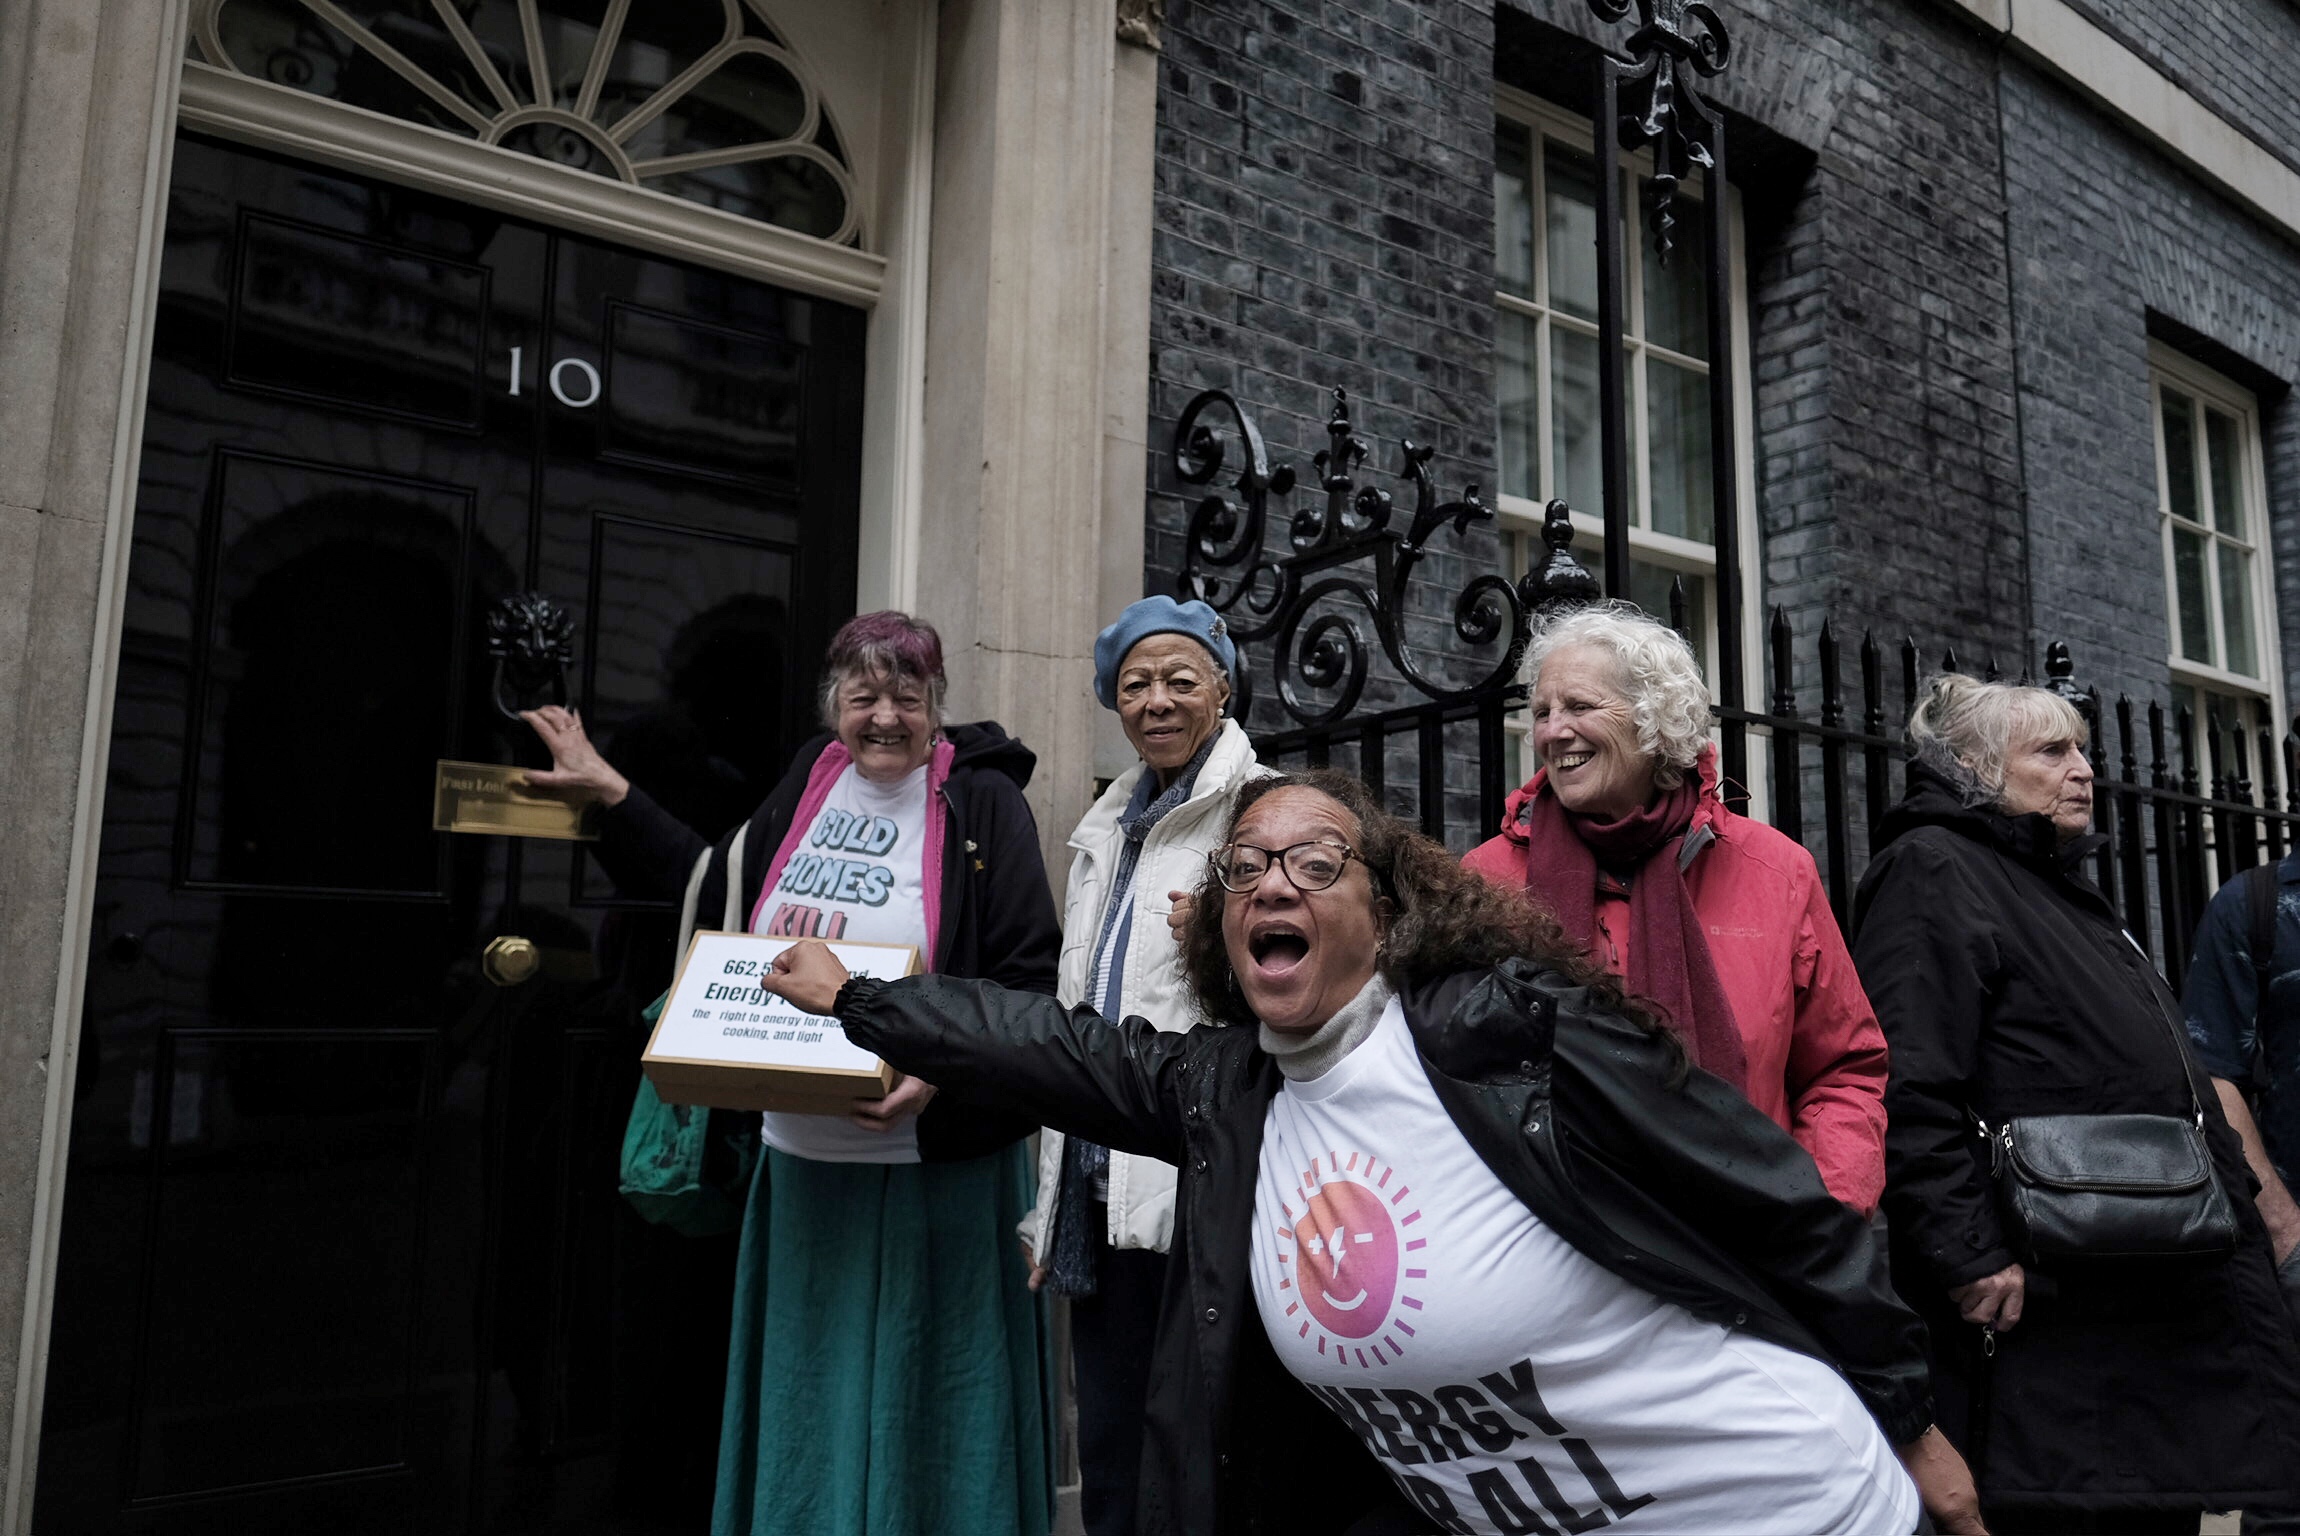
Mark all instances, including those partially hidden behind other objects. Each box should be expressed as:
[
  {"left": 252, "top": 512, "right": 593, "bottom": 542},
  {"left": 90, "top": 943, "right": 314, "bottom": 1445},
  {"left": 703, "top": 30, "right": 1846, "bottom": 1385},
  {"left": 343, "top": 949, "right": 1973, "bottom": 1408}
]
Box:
[{"left": 36, "top": 134, "right": 863, "bottom": 1533}]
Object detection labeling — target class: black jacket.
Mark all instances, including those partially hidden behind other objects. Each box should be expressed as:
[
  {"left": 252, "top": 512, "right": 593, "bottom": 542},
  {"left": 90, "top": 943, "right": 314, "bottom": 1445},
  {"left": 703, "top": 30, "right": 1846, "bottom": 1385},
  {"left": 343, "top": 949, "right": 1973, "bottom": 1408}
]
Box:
[
  {"left": 833, "top": 958, "right": 1935, "bottom": 1536},
  {"left": 1853, "top": 762, "right": 2300, "bottom": 1509},
  {"left": 598, "top": 722, "right": 1062, "bottom": 1161}
]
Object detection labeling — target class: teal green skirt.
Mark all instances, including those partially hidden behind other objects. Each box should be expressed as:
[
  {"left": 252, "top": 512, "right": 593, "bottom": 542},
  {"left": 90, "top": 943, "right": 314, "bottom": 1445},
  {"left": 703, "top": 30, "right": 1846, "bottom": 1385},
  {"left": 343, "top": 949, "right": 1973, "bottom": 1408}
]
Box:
[{"left": 711, "top": 1143, "right": 1054, "bottom": 1536}]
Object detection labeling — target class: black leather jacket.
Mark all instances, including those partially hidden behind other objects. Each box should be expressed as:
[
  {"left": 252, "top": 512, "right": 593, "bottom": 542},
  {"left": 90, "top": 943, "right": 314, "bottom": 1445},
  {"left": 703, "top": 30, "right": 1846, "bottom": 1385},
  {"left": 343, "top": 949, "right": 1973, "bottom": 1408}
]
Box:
[{"left": 835, "top": 958, "right": 1935, "bottom": 1536}]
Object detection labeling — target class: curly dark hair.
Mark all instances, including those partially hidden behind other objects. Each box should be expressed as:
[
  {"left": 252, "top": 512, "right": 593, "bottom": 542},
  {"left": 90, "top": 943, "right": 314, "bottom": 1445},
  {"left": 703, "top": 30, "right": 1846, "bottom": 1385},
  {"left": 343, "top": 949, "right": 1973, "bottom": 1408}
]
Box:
[{"left": 1177, "top": 771, "right": 1669, "bottom": 1061}]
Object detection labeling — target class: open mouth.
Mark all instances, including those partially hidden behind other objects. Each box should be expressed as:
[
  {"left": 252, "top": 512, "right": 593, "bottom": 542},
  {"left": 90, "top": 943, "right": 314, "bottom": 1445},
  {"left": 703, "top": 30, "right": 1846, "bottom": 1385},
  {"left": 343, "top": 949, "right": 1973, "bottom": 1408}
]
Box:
[
  {"left": 1550, "top": 750, "right": 1594, "bottom": 772},
  {"left": 1248, "top": 922, "right": 1311, "bottom": 977},
  {"left": 859, "top": 733, "right": 909, "bottom": 749}
]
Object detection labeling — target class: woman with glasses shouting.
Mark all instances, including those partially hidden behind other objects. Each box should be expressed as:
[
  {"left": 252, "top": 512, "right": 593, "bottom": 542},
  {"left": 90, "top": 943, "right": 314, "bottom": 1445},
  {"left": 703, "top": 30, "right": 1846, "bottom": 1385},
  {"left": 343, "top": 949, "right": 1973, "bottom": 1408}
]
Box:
[{"left": 761, "top": 771, "right": 1984, "bottom": 1536}]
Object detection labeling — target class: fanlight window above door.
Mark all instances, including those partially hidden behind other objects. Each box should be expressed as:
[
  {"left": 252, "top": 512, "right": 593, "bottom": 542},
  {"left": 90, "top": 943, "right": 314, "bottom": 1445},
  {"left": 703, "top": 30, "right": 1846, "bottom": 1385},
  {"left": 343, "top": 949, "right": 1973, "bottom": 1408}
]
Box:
[{"left": 189, "top": 0, "right": 861, "bottom": 247}]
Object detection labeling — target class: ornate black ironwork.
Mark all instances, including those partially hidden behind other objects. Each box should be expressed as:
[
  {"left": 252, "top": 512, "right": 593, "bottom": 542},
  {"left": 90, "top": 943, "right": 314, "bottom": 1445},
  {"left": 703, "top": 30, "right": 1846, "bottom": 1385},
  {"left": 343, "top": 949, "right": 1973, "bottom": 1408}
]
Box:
[
  {"left": 1174, "top": 387, "right": 1535, "bottom": 729},
  {"left": 1588, "top": 0, "right": 1747, "bottom": 806},
  {"left": 485, "top": 590, "right": 576, "bottom": 721},
  {"left": 1590, "top": 0, "right": 1730, "bottom": 265}
]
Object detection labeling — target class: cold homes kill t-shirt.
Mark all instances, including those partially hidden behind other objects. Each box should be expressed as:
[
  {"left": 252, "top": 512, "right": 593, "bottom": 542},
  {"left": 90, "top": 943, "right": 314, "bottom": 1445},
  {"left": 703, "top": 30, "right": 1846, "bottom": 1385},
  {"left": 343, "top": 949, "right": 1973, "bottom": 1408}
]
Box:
[
  {"left": 1249, "top": 997, "right": 1918, "bottom": 1535},
  {"left": 750, "top": 760, "right": 930, "bottom": 1164}
]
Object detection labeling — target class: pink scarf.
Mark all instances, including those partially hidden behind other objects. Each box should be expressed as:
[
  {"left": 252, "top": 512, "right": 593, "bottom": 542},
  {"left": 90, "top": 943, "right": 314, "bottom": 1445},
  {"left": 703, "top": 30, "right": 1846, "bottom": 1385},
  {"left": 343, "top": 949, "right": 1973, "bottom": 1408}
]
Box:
[
  {"left": 749, "top": 737, "right": 954, "bottom": 969},
  {"left": 1517, "top": 747, "right": 1748, "bottom": 1091}
]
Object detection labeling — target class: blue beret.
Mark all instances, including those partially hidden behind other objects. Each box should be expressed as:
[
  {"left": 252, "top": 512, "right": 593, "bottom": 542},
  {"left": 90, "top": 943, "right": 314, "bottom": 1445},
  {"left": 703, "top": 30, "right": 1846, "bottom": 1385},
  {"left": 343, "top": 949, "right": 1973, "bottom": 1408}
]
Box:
[{"left": 1093, "top": 596, "right": 1236, "bottom": 710}]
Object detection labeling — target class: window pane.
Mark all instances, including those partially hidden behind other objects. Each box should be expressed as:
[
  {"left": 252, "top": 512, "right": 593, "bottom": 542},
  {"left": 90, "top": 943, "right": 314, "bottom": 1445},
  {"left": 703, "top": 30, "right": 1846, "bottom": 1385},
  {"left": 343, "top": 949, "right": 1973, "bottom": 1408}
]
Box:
[
  {"left": 1647, "top": 357, "right": 1714, "bottom": 543},
  {"left": 2172, "top": 525, "right": 2213, "bottom": 664},
  {"left": 2161, "top": 388, "right": 2201, "bottom": 524},
  {"left": 1629, "top": 559, "right": 1710, "bottom": 679},
  {"left": 1545, "top": 145, "right": 1599, "bottom": 322},
  {"left": 1639, "top": 187, "right": 1708, "bottom": 359},
  {"left": 1551, "top": 326, "right": 1602, "bottom": 515},
  {"left": 1495, "top": 118, "right": 1535, "bottom": 301},
  {"left": 2219, "top": 542, "right": 2257, "bottom": 678},
  {"left": 1497, "top": 309, "right": 1539, "bottom": 500},
  {"left": 2206, "top": 408, "right": 2244, "bottom": 537}
]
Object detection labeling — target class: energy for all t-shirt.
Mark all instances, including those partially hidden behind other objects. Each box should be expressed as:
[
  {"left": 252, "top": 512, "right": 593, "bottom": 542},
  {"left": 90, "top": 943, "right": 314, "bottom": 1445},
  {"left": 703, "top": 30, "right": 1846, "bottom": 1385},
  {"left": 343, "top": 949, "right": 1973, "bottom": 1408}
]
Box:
[
  {"left": 750, "top": 760, "right": 931, "bottom": 1164},
  {"left": 1249, "top": 997, "right": 1918, "bottom": 1535}
]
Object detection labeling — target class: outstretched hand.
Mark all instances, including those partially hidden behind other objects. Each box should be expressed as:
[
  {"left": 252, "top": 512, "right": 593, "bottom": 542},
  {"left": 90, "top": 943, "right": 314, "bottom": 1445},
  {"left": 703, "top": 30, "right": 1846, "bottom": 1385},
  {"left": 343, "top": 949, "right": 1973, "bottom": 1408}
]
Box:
[
  {"left": 760, "top": 940, "right": 852, "bottom": 1018},
  {"left": 519, "top": 705, "right": 631, "bottom": 806}
]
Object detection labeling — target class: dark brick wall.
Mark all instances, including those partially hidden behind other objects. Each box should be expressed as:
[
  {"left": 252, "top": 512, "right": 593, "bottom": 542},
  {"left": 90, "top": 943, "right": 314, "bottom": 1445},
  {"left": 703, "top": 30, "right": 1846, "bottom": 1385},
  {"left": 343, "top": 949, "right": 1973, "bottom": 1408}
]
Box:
[
  {"left": 2063, "top": 0, "right": 2300, "bottom": 179},
  {"left": 1499, "top": 0, "right": 2030, "bottom": 702},
  {"left": 1999, "top": 64, "right": 2300, "bottom": 717},
  {"left": 1145, "top": 0, "right": 1504, "bottom": 838},
  {"left": 1143, "top": 0, "right": 2300, "bottom": 853}
]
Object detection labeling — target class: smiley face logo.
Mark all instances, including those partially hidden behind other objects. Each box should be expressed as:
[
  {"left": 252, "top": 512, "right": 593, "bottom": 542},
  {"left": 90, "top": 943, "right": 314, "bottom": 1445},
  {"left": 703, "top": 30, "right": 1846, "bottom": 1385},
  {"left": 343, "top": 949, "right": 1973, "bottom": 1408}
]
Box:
[{"left": 1291, "top": 1180, "right": 1399, "bottom": 1338}]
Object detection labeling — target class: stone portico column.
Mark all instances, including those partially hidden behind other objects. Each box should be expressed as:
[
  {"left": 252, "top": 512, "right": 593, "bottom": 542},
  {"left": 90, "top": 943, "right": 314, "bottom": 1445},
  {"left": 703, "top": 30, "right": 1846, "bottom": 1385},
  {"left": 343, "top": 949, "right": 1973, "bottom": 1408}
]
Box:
[
  {"left": 919, "top": 0, "right": 1160, "bottom": 876},
  {"left": 0, "top": 0, "right": 188, "bottom": 1524}
]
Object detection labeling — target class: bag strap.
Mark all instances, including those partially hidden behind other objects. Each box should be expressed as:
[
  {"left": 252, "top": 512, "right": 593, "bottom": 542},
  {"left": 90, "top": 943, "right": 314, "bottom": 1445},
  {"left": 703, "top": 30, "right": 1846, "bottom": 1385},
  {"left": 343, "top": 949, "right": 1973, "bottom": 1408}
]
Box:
[
  {"left": 676, "top": 845, "right": 711, "bottom": 957},
  {"left": 2140, "top": 941, "right": 2211, "bottom": 1129},
  {"left": 674, "top": 820, "right": 750, "bottom": 957},
  {"left": 2245, "top": 862, "right": 2278, "bottom": 1095},
  {"left": 721, "top": 822, "right": 750, "bottom": 933}
]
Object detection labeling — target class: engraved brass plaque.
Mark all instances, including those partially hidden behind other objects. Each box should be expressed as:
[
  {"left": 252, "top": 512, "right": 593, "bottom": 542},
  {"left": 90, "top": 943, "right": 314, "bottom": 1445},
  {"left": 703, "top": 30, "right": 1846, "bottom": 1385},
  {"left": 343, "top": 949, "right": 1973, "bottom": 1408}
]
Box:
[{"left": 432, "top": 760, "right": 599, "bottom": 841}]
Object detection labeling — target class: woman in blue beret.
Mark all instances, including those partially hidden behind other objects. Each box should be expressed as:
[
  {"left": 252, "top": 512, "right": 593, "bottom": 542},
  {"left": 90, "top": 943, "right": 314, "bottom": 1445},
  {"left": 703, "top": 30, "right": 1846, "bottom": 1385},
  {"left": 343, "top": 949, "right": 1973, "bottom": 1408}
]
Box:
[{"left": 1018, "top": 596, "right": 1269, "bottom": 1536}]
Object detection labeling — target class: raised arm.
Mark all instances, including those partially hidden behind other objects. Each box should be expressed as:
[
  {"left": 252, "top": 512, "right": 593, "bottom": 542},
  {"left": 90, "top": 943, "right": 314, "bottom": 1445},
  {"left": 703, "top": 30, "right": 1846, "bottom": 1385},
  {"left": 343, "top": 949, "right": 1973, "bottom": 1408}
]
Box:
[{"left": 764, "top": 942, "right": 1197, "bottom": 1162}]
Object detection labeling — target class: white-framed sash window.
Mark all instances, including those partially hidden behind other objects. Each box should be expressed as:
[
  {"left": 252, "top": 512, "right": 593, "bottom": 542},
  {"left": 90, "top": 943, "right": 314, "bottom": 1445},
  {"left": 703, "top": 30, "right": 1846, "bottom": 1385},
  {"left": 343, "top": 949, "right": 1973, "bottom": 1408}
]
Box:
[
  {"left": 2151, "top": 343, "right": 2287, "bottom": 783},
  {"left": 1491, "top": 87, "right": 1758, "bottom": 693}
]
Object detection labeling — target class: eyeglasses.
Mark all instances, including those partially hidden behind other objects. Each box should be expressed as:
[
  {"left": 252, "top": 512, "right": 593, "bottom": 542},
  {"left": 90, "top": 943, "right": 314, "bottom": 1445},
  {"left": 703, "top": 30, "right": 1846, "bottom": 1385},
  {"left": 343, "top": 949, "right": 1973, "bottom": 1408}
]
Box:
[{"left": 1208, "top": 840, "right": 1360, "bottom": 894}]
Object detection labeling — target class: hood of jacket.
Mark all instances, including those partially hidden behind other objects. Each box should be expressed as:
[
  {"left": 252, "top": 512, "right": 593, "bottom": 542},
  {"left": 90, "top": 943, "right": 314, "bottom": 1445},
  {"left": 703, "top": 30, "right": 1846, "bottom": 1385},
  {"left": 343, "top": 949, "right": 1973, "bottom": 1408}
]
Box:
[
  {"left": 941, "top": 719, "right": 1037, "bottom": 789},
  {"left": 1875, "top": 757, "right": 2106, "bottom": 883}
]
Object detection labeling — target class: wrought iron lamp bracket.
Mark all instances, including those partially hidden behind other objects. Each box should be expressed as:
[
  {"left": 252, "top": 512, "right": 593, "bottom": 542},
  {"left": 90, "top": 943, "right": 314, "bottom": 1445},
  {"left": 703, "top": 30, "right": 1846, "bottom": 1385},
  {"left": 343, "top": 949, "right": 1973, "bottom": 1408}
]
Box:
[
  {"left": 1173, "top": 386, "right": 1559, "bottom": 729},
  {"left": 1591, "top": 0, "right": 1731, "bottom": 265}
]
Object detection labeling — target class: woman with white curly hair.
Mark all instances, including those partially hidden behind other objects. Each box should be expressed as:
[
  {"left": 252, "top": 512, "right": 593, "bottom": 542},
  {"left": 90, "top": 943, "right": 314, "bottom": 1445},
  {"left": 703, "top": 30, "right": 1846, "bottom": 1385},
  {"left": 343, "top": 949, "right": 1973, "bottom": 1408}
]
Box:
[{"left": 1464, "top": 601, "right": 1891, "bottom": 1212}]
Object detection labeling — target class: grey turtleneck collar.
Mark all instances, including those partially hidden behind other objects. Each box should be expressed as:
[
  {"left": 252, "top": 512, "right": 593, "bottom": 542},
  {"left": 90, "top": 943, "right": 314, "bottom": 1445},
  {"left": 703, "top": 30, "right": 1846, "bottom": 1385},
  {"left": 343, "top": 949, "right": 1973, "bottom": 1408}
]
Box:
[{"left": 1260, "top": 972, "right": 1396, "bottom": 1082}]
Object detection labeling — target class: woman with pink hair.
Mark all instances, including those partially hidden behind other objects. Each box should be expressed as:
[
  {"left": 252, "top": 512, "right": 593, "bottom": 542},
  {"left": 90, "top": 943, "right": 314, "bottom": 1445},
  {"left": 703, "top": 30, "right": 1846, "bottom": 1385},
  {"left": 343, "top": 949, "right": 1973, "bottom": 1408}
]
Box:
[{"left": 526, "top": 610, "right": 1060, "bottom": 1536}]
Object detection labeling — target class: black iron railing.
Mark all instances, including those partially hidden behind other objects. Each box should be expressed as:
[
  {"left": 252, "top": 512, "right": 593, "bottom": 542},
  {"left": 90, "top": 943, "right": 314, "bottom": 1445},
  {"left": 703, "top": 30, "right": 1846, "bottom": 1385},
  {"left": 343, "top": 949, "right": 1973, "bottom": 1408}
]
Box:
[{"left": 1170, "top": 385, "right": 2293, "bottom": 986}]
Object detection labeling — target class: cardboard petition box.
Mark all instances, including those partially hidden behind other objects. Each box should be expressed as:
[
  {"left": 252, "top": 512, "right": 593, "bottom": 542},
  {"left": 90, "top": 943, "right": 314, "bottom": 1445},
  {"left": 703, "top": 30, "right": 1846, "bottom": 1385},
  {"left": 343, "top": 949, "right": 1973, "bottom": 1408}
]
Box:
[{"left": 643, "top": 932, "right": 919, "bottom": 1113}]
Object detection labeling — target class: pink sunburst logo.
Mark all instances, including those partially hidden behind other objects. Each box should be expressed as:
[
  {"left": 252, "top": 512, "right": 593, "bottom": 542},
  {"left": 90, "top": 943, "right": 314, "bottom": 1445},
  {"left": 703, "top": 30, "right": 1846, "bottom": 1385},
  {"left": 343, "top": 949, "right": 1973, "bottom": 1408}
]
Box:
[{"left": 1272, "top": 1151, "right": 1429, "bottom": 1368}]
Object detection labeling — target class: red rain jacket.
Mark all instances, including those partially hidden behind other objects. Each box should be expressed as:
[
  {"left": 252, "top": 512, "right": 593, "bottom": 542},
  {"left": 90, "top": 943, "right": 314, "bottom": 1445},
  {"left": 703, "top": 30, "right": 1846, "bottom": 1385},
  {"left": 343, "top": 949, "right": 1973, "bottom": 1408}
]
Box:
[{"left": 1464, "top": 754, "right": 1890, "bottom": 1212}]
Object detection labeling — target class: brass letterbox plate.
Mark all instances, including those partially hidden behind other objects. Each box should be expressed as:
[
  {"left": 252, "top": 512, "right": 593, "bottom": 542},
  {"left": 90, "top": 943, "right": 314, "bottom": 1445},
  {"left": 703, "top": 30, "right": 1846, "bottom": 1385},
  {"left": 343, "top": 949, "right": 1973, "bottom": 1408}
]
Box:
[{"left": 432, "top": 760, "right": 599, "bottom": 841}]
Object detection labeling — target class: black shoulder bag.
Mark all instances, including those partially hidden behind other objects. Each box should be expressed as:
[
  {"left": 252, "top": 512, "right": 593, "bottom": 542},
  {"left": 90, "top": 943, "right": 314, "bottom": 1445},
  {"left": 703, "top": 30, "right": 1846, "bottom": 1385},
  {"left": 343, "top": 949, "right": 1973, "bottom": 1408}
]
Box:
[{"left": 1978, "top": 935, "right": 2238, "bottom": 1262}]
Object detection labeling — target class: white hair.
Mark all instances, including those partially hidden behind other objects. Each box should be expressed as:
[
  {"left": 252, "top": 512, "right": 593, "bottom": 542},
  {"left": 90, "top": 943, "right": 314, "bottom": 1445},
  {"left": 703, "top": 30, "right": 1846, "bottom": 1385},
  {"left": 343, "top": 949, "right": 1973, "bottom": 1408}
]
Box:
[
  {"left": 1522, "top": 601, "right": 1714, "bottom": 790},
  {"left": 1907, "top": 673, "right": 2089, "bottom": 807}
]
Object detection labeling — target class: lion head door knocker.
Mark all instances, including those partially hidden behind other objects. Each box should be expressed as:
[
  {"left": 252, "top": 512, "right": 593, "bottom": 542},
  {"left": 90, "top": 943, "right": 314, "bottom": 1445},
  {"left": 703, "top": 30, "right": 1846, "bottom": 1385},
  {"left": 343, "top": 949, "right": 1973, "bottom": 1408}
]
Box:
[{"left": 484, "top": 591, "right": 576, "bottom": 722}]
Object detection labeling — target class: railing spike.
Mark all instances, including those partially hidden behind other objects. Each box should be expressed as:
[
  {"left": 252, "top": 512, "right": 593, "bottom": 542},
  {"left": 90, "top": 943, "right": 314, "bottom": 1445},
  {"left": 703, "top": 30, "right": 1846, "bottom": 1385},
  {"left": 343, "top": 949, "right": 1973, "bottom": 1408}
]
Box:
[
  {"left": 1819, "top": 619, "right": 1845, "bottom": 729},
  {"left": 1860, "top": 631, "right": 1885, "bottom": 737},
  {"left": 1770, "top": 607, "right": 1796, "bottom": 718}
]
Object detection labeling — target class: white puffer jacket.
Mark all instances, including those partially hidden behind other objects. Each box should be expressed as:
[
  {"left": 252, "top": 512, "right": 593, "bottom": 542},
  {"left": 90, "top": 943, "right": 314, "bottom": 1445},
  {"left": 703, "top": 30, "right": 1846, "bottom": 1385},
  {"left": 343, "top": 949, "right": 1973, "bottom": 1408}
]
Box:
[{"left": 1020, "top": 718, "right": 1269, "bottom": 1257}]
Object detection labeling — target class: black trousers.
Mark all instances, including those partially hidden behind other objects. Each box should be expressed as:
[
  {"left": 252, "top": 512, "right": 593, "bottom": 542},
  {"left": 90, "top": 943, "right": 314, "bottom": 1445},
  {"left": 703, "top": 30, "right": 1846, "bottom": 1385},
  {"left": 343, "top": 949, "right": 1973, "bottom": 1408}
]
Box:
[{"left": 1068, "top": 1221, "right": 1168, "bottom": 1536}]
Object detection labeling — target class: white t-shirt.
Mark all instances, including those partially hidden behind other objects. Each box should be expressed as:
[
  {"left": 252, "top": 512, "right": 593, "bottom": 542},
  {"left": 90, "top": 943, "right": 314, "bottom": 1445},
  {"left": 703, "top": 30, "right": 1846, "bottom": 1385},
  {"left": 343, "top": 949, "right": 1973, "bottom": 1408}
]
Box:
[
  {"left": 751, "top": 761, "right": 931, "bottom": 1164},
  {"left": 1249, "top": 998, "right": 1918, "bottom": 1535}
]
